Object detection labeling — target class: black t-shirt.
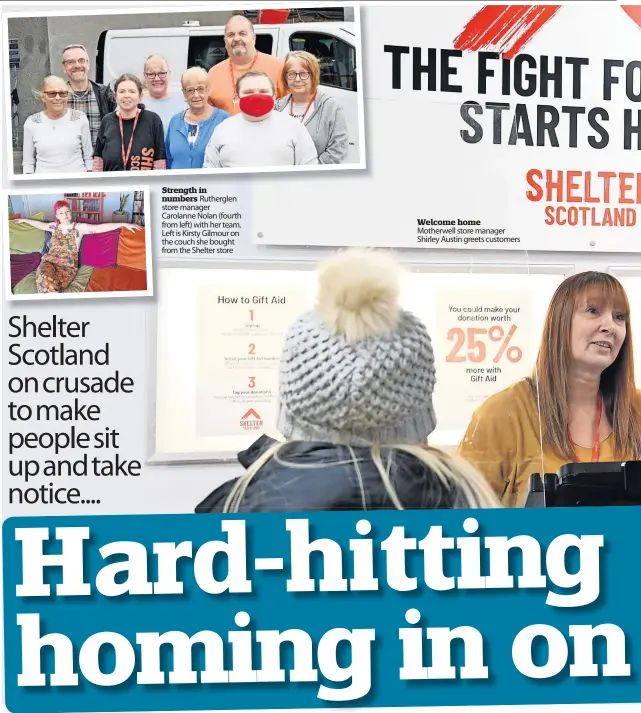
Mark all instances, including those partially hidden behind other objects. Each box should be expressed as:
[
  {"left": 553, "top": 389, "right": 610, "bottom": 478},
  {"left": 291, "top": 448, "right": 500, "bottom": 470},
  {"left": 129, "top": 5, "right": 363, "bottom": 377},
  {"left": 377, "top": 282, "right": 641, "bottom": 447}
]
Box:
[{"left": 94, "top": 108, "right": 166, "bottom": 171}]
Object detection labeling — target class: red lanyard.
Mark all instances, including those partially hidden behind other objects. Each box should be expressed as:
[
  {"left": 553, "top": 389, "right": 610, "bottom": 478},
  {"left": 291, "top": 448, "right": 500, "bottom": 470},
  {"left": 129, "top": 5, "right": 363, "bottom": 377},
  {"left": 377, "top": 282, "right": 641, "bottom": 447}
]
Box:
[
  {"left": 119, "top": 109, "right": 140, "bottom": 169},
  {"left": 229, "top": 53, "right": 259, "bottom": 94},
  {"left": 568, "top": 395, "right": 602, "bottom": 463},
  {"left": 290, "top": 93, "right": 316, "bottom": 122}
]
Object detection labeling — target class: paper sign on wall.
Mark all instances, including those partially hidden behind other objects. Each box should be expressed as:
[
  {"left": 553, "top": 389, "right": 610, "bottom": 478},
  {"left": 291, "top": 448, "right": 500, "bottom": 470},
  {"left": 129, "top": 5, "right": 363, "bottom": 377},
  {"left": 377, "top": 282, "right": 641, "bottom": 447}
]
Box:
[
  {"left": 434, "top": 289, "right": 534, "bottom": 430},
  {"left": 196, "top": 284, "right": 306, "bottom": 438}
]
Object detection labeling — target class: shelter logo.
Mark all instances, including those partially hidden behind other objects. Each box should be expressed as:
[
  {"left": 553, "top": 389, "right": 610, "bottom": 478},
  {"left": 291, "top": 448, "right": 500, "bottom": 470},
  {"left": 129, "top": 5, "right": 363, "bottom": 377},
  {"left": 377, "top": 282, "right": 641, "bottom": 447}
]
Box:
[{"left": 240, "top": 408, "right": 264, "bottom": 431}]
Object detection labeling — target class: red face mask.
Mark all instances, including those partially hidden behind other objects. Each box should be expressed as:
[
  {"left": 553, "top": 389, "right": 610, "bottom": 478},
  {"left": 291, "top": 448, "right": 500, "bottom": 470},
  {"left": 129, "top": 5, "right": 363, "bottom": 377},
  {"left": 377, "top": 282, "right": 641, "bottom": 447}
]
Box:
[{"left": 238, "top": 93, "right": 274, "bottom": 117}]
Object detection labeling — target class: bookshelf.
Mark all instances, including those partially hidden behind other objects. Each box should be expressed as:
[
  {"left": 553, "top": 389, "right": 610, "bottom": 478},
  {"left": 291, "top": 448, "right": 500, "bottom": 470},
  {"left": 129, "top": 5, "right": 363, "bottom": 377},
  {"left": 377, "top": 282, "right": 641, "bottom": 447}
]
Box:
[
  {"left": 63, "top": 192, "right": 105, "bottom": 224},
  {"left": 132, "top": 191, "right": 145, "bottom": 227}
]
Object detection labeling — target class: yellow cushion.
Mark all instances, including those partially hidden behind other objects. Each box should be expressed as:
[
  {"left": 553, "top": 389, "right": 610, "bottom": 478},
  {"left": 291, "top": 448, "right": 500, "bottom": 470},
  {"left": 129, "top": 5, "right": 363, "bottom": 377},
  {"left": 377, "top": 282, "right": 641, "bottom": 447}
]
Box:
[{"left": 9, "top": 212, "right": 47, "bottom": 254}]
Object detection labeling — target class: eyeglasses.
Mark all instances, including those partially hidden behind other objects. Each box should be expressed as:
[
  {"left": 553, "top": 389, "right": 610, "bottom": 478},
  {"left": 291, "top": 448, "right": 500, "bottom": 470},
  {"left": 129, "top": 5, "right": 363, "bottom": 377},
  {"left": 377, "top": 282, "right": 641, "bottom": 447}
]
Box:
[
  {"left": 286, "top": 71, "right": 311, "bottom": 81},
  {"left": 184, "top": 86, "right": 208, "bottom": 96},
  {"left": 44, "top": 90, "right": 69, "bottom": 98},
  {"left": 63, "top": 58, "right": 88, "bottom": 66},
  {"left": 144, "top": 72, "right": 168, "bottom": 79}
]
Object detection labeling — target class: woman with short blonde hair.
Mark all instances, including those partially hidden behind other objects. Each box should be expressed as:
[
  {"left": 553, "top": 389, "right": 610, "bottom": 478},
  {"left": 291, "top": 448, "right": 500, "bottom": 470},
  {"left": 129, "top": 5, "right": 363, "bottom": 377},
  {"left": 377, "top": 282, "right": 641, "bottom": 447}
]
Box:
[
  {"left": 22, "top": 75, "right": 92, "bottom": 174},
  {"left": 166, "top": 67, "right": 229, "bottom": 169},
  {"left": 275, "top": 50, "right": 349, "bottom": 164}
]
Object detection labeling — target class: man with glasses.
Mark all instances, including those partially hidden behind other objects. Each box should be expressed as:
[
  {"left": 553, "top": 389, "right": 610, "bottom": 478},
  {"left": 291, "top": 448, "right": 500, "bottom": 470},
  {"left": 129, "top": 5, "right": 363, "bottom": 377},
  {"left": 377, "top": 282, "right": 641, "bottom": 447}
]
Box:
[
  {"left": 141, "top": 55, "right": 188, "bottom": 133},
  {"left": 62, "top": 44, "right": 116, "bottom": 148},
  {"left": 207, "top": 14, "right": 286, "bottom": 115}
]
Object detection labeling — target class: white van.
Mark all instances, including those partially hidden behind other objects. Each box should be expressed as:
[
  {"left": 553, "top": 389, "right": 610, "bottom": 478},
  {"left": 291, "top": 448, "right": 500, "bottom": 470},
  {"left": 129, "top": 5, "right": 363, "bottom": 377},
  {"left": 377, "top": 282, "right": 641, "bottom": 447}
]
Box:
[{"left": 96, "top": 21, "right": 360, "bottom": 163}]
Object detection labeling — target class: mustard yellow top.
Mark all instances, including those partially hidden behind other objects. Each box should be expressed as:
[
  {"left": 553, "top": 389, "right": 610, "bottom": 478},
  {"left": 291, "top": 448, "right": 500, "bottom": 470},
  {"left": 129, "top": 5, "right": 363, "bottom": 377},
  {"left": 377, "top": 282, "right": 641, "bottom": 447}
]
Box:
[{"left": 457, "top": 379, "right": 641, "bottom": 507}]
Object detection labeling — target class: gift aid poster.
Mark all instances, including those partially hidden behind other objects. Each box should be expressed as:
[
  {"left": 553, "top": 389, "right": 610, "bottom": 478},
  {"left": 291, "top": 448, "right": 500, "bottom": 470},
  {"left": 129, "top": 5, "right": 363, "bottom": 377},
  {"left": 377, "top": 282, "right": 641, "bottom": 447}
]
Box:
[
  {"left": 434, "top": 289, "right": 534, "bottom": 431},
  {"left": 255, "top": 4, "right": 641, "bottom": 252},
  {"left": 196, "top": 283, "right": 307, "bottom": 439}
]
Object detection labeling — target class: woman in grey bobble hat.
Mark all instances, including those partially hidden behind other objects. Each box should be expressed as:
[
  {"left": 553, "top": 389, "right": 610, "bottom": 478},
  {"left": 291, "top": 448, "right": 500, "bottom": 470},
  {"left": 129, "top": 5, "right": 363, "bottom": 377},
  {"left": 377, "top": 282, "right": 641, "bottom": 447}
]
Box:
[{"left": 196, "top": 249, "right": 500, "bottom": 513}]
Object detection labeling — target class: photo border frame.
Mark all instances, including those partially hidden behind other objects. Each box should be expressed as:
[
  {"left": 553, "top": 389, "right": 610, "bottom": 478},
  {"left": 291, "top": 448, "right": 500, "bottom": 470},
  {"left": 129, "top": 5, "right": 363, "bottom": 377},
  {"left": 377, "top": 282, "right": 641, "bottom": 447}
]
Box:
[
  {"left": 2, "top": 1, "right": 366, "bottom": 181},
  {"left": 3, "top": 183, "right": 154, "bottom": 301}
]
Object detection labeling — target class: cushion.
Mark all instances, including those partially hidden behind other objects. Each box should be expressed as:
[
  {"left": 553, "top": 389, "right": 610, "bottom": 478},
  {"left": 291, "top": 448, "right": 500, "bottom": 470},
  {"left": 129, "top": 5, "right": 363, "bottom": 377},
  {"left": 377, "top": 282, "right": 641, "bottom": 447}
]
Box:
[
  {"left": 62, "top": 266, "right": 94, "bottom": 293},
  {"left": 116, "top": 226, "right": 147, "bottom": 271},
  {"left": 13, "top": 270, "right": 38, "bottom": 294},
  {"left": 86, "top": 266, "right": 148, "bottom": 293},
  {"left": 80, "top": 228, "right": 120, "bottom": 268},
  {"left": 9, "top": 212, "right": 47, "bottom": 254},
  {"left": 11, "top": 253, "right": 41, "bottom": 290}
]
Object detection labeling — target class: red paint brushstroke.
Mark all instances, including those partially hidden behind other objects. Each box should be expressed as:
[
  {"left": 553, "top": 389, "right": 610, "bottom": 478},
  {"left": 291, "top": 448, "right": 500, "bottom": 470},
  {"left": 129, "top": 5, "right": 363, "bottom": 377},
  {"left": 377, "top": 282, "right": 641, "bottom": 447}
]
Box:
[
  {"left": 454, "top": 5, "right": 562, "bottom": 59},
  {"left": 621, "top": 5, "right": 641, "bottom": 29}
]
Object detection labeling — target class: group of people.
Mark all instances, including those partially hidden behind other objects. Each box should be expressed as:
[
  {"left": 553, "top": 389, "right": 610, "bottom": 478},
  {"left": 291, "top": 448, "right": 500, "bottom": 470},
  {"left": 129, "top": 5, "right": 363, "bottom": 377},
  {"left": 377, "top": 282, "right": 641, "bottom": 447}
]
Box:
[
  {"left": 21, "top": 14, "right": 349, "bottom": 174},
  {"left": 196, "top": 248, "right": 641, "bottom": 513}
]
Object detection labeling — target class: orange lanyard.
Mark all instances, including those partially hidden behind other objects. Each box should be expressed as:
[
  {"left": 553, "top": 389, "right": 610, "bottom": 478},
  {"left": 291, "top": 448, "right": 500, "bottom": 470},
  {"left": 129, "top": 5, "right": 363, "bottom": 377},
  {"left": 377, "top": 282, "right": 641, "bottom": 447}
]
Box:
[
  {"left": 119, "top": 110, "right": 140, "bottom": 169},
  {"left": 229, "top": 53, "right": 259, "bottom": 94},
  {"left": 568, "top": 395, "right": 602, "bottom": 463},
  {"left": 290, "top": 93, "right": 316, "bottom": 122}
]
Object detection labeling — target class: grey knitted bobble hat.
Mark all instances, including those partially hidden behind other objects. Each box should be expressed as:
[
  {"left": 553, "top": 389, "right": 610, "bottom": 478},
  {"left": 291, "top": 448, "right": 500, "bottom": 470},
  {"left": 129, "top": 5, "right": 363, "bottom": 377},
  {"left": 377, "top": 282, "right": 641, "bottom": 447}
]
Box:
[{"left": 276, "top": 249, "right": 437, "bottom": 446}]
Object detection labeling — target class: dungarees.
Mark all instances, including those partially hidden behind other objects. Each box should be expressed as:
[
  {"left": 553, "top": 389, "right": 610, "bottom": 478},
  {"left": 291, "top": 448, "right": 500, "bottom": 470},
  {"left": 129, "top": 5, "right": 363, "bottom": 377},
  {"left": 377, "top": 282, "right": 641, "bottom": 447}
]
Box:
[{"left": 36, "top": 224, "right": 79, "bottom": 293}]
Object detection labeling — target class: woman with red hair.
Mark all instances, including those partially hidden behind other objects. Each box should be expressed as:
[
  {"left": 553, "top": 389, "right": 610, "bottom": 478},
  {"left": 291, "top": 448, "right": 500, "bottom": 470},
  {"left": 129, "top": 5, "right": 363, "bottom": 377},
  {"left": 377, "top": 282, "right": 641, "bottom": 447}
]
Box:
[
  {"left": 458, "top": 271, "right": 641, "bottom": 506},
  {"left": 13, "top": 200, "right": 141, "bottom": 293}
]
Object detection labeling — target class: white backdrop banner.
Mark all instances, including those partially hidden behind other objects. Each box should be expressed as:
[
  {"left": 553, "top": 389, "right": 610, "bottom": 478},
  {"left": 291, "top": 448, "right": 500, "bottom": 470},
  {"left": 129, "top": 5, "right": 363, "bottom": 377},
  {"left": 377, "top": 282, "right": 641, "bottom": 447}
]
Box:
[{"left": 253, "top": 3, "right": 641, "bottom": 252}]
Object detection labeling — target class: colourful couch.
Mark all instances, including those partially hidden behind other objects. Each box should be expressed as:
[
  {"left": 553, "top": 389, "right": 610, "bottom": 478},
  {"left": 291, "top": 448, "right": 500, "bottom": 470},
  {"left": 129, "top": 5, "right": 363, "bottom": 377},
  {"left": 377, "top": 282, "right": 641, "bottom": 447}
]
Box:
[{"left": 9, "top": 214, "right": 148, "bottom": 295}]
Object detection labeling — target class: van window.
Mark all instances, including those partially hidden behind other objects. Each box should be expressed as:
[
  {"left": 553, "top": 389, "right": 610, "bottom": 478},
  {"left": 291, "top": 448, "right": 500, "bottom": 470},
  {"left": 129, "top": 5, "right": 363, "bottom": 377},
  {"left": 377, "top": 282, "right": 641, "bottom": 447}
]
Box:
[
  {"left": 288, "top": 32, "right": 356, "bottom": 91},
  {"left": 188, "top": 35, "right": 274, "bottom": 72}
]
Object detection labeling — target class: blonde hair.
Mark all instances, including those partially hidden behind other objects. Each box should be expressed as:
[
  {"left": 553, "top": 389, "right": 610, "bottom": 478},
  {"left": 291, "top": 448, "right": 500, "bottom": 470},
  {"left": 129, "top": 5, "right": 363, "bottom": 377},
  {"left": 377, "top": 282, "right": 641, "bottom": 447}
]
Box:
[
  {"left": 222, "top": 442, "right": 501, "bottom": 512},
  {"left": 282, "top": 50, "right": 320, "bottom": 93},
  {"left": 37, "top": 75, "right": 68, "bottom": 103},
  {"left": 144, "top": 54, "right": 169, "bottom": 73},
  {"left": 181, "top": 66, "right": 209, "bottom": 88},
  {"left": 40, "top": 75, "right": 67, "bottom": 93}
]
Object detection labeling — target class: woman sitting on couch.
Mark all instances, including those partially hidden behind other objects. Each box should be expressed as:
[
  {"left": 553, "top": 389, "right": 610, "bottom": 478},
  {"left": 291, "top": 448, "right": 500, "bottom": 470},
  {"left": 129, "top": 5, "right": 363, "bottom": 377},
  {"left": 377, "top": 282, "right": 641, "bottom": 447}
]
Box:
[{"left": 13, "top": 200, "right": 141, "bottom": 293}]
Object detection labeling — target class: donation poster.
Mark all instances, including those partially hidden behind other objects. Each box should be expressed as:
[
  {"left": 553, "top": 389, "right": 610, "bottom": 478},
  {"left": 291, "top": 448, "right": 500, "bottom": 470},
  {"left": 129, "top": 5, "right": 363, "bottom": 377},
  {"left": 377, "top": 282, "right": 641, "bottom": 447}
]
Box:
[
  {"left": 196, "top": 283, "right": 306, "bottom": 438},
  {"left": 434, "top": 288, "right": 534, "bottom": 430},
  {"left": 254, "top": 3, "right": 641, "bottom": 252}
]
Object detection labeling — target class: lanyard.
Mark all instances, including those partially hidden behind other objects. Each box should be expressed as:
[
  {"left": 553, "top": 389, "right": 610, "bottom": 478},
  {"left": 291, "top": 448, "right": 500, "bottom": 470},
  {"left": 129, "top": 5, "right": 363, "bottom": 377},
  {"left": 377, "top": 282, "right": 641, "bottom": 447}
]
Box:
[
  {"left": 229, "top": 53, "right": 259, "bottom": 95},
  {"left": 290, "top": 93, "right": 316, "bottom": 122},
  {"left": 119, "top": 109, "right": 140, "bottom": 169},
  {"left": 568, "top": 394, "right": 602, "bottom": 463}
]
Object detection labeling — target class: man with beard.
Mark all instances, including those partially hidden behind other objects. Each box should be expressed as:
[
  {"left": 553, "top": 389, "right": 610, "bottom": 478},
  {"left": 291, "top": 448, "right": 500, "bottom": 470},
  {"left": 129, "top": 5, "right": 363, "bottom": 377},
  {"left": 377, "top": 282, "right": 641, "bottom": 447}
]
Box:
[
  {"left": 207, "top": 14, "right": 286, "bottom": 115},
  {"left": 61, "top": 44, "right": 116, "bottom": 149}
]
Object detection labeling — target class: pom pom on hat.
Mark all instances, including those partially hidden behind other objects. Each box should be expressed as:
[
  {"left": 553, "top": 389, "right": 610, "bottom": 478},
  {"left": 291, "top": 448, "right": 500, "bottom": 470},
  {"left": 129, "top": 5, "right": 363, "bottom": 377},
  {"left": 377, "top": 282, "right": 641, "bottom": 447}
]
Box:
[{"left": 316, "top": 249, "right": 403, "bottom": 343}]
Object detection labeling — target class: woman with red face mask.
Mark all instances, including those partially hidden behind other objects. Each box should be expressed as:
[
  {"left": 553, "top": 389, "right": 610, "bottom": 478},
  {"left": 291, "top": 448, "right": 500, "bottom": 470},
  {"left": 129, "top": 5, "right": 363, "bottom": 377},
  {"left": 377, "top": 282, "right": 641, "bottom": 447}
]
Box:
[{"left": 203, "top": 70, "right": 319, "bottom": 168}]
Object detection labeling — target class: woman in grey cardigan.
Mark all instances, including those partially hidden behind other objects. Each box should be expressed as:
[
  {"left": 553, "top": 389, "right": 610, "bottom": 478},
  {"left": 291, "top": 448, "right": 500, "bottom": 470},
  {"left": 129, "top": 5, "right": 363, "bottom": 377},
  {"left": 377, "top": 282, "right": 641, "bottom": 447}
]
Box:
[{"left": 275, "top": 51, "right": 349, "bottom": 164}]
